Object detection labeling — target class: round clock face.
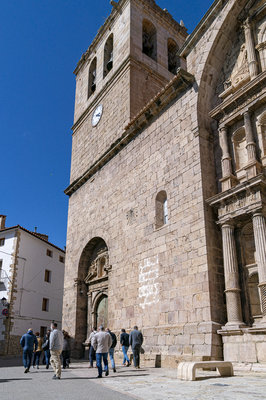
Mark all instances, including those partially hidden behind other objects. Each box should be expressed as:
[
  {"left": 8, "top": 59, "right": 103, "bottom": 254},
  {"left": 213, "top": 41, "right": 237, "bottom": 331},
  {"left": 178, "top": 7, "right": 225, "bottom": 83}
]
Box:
[{"left": 92, "top": 104, "right": 103, "bottom": 127}]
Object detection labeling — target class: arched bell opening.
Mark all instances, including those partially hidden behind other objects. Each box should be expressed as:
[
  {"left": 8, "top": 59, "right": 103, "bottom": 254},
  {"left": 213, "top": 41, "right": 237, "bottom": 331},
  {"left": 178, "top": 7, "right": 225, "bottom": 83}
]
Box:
[{"left": 75, "top": 237, "right": 110, "bottom": 356}]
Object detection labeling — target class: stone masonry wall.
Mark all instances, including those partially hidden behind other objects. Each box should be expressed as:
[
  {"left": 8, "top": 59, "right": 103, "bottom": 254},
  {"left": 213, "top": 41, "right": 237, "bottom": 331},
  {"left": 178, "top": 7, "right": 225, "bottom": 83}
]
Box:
[{"left": 63, "top": 81, "right": 223, "bottom": 364}]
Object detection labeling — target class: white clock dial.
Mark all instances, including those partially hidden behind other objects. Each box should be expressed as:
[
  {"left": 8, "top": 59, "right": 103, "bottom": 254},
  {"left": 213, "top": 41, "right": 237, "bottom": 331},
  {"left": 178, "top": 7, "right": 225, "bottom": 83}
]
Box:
[{"left": 92, "top": 104, "right": 103, "bottom": 127}]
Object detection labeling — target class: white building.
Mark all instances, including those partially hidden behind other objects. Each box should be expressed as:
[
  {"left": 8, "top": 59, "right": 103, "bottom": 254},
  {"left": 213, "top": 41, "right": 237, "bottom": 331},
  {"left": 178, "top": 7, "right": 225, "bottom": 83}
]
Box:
[{"left": 0, "top": 215, "right": 65, "bottom": 355}]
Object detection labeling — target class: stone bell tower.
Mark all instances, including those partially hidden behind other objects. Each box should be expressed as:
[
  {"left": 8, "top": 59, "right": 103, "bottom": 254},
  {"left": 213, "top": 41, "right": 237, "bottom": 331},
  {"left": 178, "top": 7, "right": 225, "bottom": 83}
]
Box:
[
  {"left": 67, "top": 0, "right": 187, "bottom": 194},
  {"left": 64, "top": 0, "right": 188, "bottom": 357}
]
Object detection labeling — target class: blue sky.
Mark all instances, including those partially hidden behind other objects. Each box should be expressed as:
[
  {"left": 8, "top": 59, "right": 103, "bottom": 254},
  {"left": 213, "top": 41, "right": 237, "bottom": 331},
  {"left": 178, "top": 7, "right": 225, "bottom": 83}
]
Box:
[{"left": 1, "top": 0, "right": 213, "bottom": 249}]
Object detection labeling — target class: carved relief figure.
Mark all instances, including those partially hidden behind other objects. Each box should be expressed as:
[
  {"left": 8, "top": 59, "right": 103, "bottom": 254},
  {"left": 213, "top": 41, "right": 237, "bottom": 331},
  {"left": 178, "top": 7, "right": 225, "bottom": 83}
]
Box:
[
  {"left": 84, "top": 250, "right": 109, "bottom": 284},
  {"left": 230, "top": 43, "right": 249, "bottom": 88}
]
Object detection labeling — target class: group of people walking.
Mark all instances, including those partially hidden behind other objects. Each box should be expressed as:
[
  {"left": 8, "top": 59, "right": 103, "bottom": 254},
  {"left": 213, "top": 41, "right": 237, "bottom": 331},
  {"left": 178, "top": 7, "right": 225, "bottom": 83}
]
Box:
[
  {"left": 20, "top": 322, "right": 71, "bottom": 378},
  {"left": 20, "top": 323, "right": 143, "bottom": 380},
  {"left": 88, "top": 325, "right": 143, "bottom": 378}
]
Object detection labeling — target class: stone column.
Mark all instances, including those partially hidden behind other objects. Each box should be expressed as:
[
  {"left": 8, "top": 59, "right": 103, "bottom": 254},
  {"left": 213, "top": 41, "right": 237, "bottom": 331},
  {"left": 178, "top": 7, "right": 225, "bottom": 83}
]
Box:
[
  {"left": 256, "top": 42, "right": 266, "bottom": 71},
  {"left": 221, "top": 223, "right": 244, "bottom": 326},
  {"left": 219, "top": 126, "right": 232, "bottom": 176},
  {"left": 243, "top": 19, "right": 258, "bottom": 79},
  {"left": 252, "top": 213, "right": 266, "bottom": 319},
  {"left": 244, "top": 111, "right": 257, "bottom": 162}
]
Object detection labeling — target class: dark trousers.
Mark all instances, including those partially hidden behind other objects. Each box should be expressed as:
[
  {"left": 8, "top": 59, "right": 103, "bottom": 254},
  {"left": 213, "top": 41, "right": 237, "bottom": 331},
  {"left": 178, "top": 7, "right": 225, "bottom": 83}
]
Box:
[
  {"left": 33, "top": 351, "right": 42, "bottom": 366},
  {"left": 96, "top": 352, "right": 108, "bottom": 377},
  {"left": 44, "top": 349, "right": 50, "bottom": 366},
  {"left": 23, "top": 349, "right": 33, "bottom": 369},
  {"left": 132, "top": 345, "right": 141, "bottom": 367},
  {"left": 62, "top": 350, "right": 70, "bottom": 368},
  {"left": 89, "top": 346, "right": 96, "bottom": 367}
]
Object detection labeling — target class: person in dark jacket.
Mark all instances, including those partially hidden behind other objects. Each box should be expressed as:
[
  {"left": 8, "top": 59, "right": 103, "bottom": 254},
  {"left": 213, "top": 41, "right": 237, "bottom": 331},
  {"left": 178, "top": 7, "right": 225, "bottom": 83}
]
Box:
[
  {"left": 129, "top": 326, "right": 143, "bottom": 369},
  {"left": 120, "top": 328, "right": 131, "bottom": 366},
  {"left": 20, "top": 329, "right": 38, "bottom": 373},
  {"left": 62, "top": 330, "right": 71, "bottom": 369},
  {"left": 106, "top": 328, "right": 117, "bottom": 372},
  {"left": 42, "top": 330, "right": 51, "bottom": 369}
]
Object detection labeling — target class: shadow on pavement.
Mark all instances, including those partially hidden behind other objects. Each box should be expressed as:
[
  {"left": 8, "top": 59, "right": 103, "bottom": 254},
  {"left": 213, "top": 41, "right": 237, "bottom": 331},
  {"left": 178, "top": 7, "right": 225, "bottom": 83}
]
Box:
[{"left": 0, "top": 378, "right": 32, "bottom": 383}]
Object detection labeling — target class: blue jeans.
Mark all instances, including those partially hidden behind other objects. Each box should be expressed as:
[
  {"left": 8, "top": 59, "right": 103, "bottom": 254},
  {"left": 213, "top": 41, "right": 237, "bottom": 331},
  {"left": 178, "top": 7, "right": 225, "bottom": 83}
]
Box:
[
  {"left": 33, "top": 351, "right": 42, "bottom": 366},
  {"left": 23, "top": 349, "right": 33, "bottom": 369},
  {"left": 122, "top": 345, "right": 130, "bottom": 363},
  {"left": 96, "top": 352, "right": 108, "bottom": 377},
  {"left": 109, "top": 348, "right": 115, "bottom": 369},
  {"left": 89, "top": 346, "right": 96, "bottom": 367},
  {"left": 44, "top": 349, "right": 50, "bottom": 366}
]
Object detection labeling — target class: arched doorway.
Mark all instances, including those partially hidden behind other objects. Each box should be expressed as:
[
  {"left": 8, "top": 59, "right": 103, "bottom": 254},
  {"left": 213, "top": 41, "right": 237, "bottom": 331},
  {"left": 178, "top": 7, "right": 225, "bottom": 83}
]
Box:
[
  {"left": 76, "top": 237, "right": 111, "bottom": 352},
  {"left": 95, "top": 295, "right": 108, "bottom": 328}
]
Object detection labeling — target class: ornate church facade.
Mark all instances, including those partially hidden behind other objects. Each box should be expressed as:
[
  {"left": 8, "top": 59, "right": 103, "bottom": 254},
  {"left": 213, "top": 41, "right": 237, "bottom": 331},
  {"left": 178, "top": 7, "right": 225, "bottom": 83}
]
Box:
[{"left": 63, "top": 0, "right": 266, "bottom": 367}]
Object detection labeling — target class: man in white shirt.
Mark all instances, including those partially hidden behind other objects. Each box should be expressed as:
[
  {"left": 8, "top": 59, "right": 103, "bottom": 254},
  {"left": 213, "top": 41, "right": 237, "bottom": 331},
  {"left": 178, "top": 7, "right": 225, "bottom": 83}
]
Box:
[
  {"left": 92, "top": 325, "right": 112, "bottom": 378},
  {"left": 49, "top": 322, "right": 63, "bottom": 380}
]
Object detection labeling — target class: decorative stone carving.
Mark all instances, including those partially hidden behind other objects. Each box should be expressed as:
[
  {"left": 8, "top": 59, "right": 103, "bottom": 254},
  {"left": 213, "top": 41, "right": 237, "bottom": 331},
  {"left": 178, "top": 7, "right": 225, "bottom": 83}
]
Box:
[
  {"left": 230, "top": 43, "right": 250, "bottom": 88},
  {"left": 84, "top": 249, "right": 110, "bottom": 284}
]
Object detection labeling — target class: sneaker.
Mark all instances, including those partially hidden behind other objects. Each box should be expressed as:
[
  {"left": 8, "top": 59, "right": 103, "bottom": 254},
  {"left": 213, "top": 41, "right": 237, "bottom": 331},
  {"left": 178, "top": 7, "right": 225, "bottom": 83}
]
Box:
[
  {"left": 97, "top": 375, "right": 102, "bottom": 378},
  {"left": 113, "top": 368, "right": 116, "bottom": 373},
  {"left": 105, "top": 370, "right": 109, "bottom": 377},
  {"left": 46, "top": 365, "right": 49, "bottom": 369},
  {"left": 52, "top": 376, "right": 60, "bottom": 380},
  {"left": 24, "top": 368, "right": 28, "bottom": 373}
]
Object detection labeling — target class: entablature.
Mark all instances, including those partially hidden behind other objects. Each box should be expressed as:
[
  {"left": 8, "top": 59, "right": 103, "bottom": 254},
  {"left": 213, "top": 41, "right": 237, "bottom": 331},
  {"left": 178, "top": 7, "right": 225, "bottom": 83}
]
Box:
[
  {"left": 207, "top": 173, "right": 266, "bottom": 224},
  {"left": 209, "top": 71, "right": 266, "bottom": 126}
]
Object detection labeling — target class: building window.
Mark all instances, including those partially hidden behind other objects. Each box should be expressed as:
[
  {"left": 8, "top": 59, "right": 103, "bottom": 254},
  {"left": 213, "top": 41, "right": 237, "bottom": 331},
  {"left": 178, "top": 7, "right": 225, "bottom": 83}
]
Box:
[
  {"left": 44, "top": 269, "right": 51, "bottom": 283},
  {"left": 155, "top": 191, "right": 168, "bottom": 229},
  {"left": 0, "top": 238, "right": 5, "bottom": 246},
  {"left": 42, "top": 298, "right": 49, "bottom": 312},
  {"left": 88, "top": 57, "right": 97, "bottom": 98},
  {"left": 0, "top": 260, "right": 2, "bottom": 281},
  {"left": 167, "top": 38, "right": 179, "bottom": 74},
  {"left": 103, "top": 34, "right": 113, "bottom": 78},
  {"left": 46, "top": 249, "right": 53, "bottom": 257},
  {"left": 59, "top": 255, "right": 65, "bottom": 263},
  {"left": 142, "top": 19, "right": 157, "bottom": 61},
  {"left": 40, "top": 326, "right": 47, "bottom": 338}
]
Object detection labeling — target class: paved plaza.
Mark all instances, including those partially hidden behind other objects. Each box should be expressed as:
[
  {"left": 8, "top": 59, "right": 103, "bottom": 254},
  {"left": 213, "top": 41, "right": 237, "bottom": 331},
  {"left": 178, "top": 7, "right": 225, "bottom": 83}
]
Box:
[{"left": 0, "top": 358, "right": 265, "bottom": 400}]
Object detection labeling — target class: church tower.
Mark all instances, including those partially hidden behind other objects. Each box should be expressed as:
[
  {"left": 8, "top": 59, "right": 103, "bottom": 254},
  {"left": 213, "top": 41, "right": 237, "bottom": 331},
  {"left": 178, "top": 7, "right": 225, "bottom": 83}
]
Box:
[{"left": 68, "top": 0, "right": 187, "bottom": 189}]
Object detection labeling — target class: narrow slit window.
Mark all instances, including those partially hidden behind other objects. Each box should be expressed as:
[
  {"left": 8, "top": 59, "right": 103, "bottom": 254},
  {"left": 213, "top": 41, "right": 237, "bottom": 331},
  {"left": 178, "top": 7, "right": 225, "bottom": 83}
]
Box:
[{"left": 155, "top": 191, "right": 168, "bottom": 228}]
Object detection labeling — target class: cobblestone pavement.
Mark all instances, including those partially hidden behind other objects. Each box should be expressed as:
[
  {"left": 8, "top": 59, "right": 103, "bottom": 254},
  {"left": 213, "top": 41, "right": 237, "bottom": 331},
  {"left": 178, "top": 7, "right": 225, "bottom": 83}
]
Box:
[{"left": 0, "top": 358, "right": 265, "bottom": 400}]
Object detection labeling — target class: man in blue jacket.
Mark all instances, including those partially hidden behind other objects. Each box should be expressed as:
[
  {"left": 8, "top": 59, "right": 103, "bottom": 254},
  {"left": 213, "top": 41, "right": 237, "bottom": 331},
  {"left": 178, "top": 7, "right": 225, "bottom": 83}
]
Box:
[{"left": 20, "top": 329, "right": 38, "bottom": 373}]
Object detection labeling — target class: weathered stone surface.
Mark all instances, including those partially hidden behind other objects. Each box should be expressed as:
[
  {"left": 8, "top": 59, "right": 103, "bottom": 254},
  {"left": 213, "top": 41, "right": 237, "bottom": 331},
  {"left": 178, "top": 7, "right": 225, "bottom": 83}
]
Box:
[{"left": 63, "top": 0, "right": 266, "bottom": 367}]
